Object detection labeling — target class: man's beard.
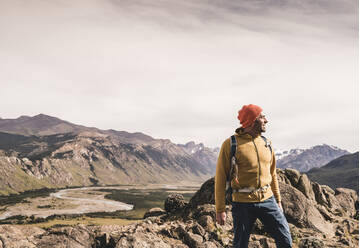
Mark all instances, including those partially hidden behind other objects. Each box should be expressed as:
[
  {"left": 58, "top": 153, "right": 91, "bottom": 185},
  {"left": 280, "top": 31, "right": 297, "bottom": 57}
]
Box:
[{"left": 253, "top": 120, "right": 266, "bottom": 133}]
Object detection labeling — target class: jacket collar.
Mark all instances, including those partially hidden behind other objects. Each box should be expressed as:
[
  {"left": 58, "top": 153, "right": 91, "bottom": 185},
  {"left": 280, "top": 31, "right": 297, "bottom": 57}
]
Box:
[{"left": 235, "top": 127, "right": 260, "bottom": 139}]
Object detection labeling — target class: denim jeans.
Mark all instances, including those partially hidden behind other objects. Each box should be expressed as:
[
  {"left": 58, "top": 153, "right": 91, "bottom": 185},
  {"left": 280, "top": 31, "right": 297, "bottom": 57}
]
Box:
[{"left": 231, "top": 196, "right": 292, "bottom": 248}]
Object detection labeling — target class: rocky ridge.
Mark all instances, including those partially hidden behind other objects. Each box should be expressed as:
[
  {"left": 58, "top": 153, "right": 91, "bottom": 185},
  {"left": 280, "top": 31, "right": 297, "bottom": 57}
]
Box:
[{"left": 1, "top": 168, "right": 358, "bottom": 247}]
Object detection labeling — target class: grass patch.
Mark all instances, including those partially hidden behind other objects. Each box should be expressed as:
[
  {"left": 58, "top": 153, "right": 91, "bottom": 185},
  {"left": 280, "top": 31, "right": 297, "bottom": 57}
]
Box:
[
  {"left": 97, "top": 188, "right": 196, "bottom": 219},
  {"left": 0, "top": 188, "right": 56, "bottom": 206},
  {"left": 37, "top": 205, "right": 52, "bottom": 209},
  {"left": 0, "top": 186, "right": 198, "bottom": 226}
]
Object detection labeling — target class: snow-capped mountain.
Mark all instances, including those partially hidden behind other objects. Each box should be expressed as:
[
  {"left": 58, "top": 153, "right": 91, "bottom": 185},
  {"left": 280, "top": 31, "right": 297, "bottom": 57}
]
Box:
[
  {"left": 275, "top": 148, "right": 305, "bottom": 161},
  {"left": 178, "top": 141, "right": 219, "bottom": 155},
  {"left": 276, "top": 144, "right": 350, "bottom": 172}
]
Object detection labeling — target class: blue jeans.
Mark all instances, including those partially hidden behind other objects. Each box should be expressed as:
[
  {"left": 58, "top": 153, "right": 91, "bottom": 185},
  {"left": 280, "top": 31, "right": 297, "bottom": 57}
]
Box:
[{"left": 232, "top": 196, "right": 292, "bottom": 248}]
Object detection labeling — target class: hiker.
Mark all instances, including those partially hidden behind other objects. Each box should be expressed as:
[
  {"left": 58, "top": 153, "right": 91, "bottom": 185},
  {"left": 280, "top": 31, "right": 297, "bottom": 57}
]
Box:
[{"left": 215, "top": 104, "right": 292, "bottom": 248}]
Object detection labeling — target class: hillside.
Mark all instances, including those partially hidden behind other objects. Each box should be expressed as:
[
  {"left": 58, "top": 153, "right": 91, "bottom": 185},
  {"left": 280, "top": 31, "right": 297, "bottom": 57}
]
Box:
[
  {"left": 306, "top": 152, "right": 359, "bottom": 193},
  {"left": 0, "top": 115, "right": 218, "bottom": 195}
]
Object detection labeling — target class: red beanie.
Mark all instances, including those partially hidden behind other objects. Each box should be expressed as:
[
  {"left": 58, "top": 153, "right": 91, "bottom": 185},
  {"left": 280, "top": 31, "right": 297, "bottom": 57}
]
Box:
[{"left": 237, "top": 104, "right": 262, "bottom": 128}]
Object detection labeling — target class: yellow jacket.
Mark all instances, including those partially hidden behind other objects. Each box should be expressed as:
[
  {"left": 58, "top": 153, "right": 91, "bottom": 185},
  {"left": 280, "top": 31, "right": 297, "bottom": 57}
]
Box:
[{"left": 215, "top": 130, "right": 281, "bottom": 213}]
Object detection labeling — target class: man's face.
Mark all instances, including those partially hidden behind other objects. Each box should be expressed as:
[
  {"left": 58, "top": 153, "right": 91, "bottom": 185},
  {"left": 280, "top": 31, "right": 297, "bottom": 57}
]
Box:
[{"left": 253, "top": 113, "right": 268, "bottom": 133}]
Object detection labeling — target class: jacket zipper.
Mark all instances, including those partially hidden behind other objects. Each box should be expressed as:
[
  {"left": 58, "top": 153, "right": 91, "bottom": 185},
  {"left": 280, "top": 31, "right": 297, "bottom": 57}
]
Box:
[{"left": 252, "top": 138, "right": 261, "bottom": 188}]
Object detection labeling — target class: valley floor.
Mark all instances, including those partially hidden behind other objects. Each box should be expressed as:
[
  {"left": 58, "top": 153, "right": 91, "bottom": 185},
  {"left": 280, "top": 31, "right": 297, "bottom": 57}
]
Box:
[{"left": 0, "top": 183, "right": 199, "bottom": 226}]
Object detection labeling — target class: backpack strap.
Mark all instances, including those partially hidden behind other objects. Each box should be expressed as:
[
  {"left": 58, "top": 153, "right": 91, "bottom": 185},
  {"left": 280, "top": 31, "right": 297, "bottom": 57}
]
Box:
[
  {"left": 226, "top": 135, "right": 237, "bottom": 199},
  {"left": 261, "top": 135, "right": 272, "bottom": 155},
  {"left": 227, "top": 135, "right": 237, "bottom": 182}
]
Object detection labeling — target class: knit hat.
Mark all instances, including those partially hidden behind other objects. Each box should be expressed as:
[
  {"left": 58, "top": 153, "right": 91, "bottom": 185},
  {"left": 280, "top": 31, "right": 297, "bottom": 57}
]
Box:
[{"left": 237, "top": 104, "right": 263, "bottom": 128}]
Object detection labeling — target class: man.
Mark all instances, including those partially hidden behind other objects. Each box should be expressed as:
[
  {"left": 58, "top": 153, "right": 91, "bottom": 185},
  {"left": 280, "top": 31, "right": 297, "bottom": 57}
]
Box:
[{"left": 215, "top": 104, "right": 292, "bottom": 248}]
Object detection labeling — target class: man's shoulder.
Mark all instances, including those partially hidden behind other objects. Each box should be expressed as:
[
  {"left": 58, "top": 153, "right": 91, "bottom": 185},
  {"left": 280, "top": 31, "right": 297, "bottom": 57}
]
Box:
[
  {"left": 222, "top": 137, "right": 231, "bottom": 146},
  {"left": 220, "top": 135, "right": 237, "bottom": 149}
]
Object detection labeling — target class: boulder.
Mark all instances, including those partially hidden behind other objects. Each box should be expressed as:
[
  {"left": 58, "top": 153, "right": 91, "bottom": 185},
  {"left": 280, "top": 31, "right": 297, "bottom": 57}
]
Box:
[
  {"left": 144, "top": 207, "right": 166, "bottom": 219},
  {"left": 164, "top": 194, "right": 187, "bottom": 213},
  {"left": 191, "top": 223, "right": 206, "bottom": 237},
  {"left": 277, "top": 169, "right": 292, "bottom": 185},
  {"left": 299, "top": 237, "right": 324, "bottom": 248},
  {"left": 0, "top": 225, "right": 45, "bottom": 248},
  {"left": 312, "top": 182, "right": 329, "bottom": 207},
  {"left": 335, "top": 188, "right": 358, "bottom": 217},
  {"left": 115, "top": 232, "right": 172, "bottom": 248},
  {"left": 202, "top": 241, "right": 218, "bottom": 248},
  {"left": 284, "top": 168, "right": 301, "bottom": 186},
  {"left": 279, "top": 182, "right": 334, "bottom": 236},
  {"left": 296, "top": 174, "right": 316, "bottom": 201},
  {"left": 183, "top": 232, "right": 204, "bottom": 248},
  {"left": 188, "top": 178, "right": 215, "bottom": 208},
  {"left": 198, "top": 215, "right": 215, "bottom": 232},
  {"left": 37, "top": 225, "right": 95, "bottom": 248}
]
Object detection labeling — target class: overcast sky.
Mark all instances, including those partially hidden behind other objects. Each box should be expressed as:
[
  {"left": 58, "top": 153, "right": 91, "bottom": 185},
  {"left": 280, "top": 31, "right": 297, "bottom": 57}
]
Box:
[{"left": 1, "top": 0, "right": 358, "bottom": 152}]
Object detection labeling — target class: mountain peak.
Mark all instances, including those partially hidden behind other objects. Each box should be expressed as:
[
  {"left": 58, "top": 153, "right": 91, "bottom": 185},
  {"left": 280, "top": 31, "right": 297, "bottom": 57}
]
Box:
[
  {"left": 17, "top": 115, "right": 32, "bottom": 121},
  {"left": 32, "top": 113, "right": 61, "bottom": 120},
  {"left": 33, "top": 113, "right": 50, "bottom": 118},
  {"left": 277, "top": 144, "right": 350, "bottom": 172}
]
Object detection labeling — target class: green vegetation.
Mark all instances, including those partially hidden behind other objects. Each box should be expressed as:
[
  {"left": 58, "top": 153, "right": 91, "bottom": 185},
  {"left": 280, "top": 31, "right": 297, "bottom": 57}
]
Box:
[
  {"left": 97, "top": 188, "right": 196, "bottom": 219},
  {"left": 0, "top": 188, "right": 56, "bottom": 206},
  {"left": 306, "top": 151, "right": 359, "bottom": 194},
  {"left": 37, "top": 205, "right": 52, "bottom": 209},
  {"left": 0, "top": 186, "right": 198, "bottom": 227}
]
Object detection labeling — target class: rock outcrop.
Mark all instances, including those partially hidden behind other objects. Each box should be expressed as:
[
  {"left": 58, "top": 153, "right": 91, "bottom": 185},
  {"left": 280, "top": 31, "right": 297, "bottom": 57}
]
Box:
[{"left": 0, "top": 169, "right": 359, "bottom": 247}]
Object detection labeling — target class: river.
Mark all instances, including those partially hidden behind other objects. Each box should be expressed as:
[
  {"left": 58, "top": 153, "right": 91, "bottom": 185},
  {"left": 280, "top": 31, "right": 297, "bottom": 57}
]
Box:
[{"left": 0, "top": 186, "right": 134, "bottom": 220}]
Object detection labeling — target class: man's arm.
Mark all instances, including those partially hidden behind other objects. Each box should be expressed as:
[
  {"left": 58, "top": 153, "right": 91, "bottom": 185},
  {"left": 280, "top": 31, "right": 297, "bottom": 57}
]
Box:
[
  {"left": 270, "top": 150, "right": 281, "bottom": 204},
  {"left": 215, "top": 139, "right": 231, "bottom": 214}
]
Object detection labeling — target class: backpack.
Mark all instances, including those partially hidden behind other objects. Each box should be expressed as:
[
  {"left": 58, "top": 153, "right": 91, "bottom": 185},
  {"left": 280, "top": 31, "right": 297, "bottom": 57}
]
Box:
[{"left": 225, "top": 135, "right": 272, "bottom": 202}]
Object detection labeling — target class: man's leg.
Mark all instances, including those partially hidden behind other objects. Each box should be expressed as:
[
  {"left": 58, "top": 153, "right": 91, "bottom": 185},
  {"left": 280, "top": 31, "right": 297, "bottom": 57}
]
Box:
[
  {"left": 256, "top": 196, "right": 292, "bottom": 248},
  {"left": 232, "top": 202, "right": 256, "bottom": 248}
]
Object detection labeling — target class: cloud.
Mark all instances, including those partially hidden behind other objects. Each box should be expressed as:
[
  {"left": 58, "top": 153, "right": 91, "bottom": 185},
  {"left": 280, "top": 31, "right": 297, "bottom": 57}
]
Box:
[{"left": 0, "top": 0, "right": 359, "bottom": 152}]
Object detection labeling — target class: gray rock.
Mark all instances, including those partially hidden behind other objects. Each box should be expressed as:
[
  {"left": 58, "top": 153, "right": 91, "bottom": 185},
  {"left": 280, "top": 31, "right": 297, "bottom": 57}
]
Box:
[
  {"left": 189, "top": 178, "right": 215, "bottom": 208},
  {"left": 280, "top": 182, "right": 334, "bottom": 236},
  {"left": 198, "top": 215, "right": 215, "bottom": 232},
  {"left": 143, "top": 207, "right": 166, "bottom": 219},
  {"left": 192, "top": 223, "right": 206, "bottom": 237},
  {"left": 184, "top": 232, "right": 204, "bottom": 248},
  {"left": 296, "top": 174, "right": 316, "bottom": 201},
  {"left": 312, "top": 182, "right": 329, "bottom": 207},
  {"left": 277, "top": 169, "right": 292, "bottom": 185},
  {"left": 299, "top": 237, "right": 324, "bottom": 248},
  {"left": 165, "top": 194, "right": 187, "bottom": 213},
  {"left": 203, "top": 241, "right": 218, "bottom": 248},
  {"left": 284, "top": 168, "right": 301, "bottom": 186},
  {"left": 335, "top": 188, "right": 358, "bottom": 217},
  {"left": 259, "top": 237, "right": 276, "bottom": 248}
]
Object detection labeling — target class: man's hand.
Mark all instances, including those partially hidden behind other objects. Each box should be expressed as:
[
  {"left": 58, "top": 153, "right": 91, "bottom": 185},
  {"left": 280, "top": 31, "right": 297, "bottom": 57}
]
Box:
[
  {"left": 216, "top": 211, "right": 226, "bottom": 225},
  {"left": 278, "top": 202, "right": 283, "bottom": 212}
]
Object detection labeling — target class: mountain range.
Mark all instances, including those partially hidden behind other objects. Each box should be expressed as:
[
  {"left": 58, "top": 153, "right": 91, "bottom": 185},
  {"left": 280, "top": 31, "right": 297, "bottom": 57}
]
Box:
[
  {"left": 0, "top": 114, "right": 218, "bottom": 195},
  {"left": 275, "top": 145, "right": 350, "bottom": 172},
  {"left": 0, "top": 114, "right": 356, "bottom": 195}
]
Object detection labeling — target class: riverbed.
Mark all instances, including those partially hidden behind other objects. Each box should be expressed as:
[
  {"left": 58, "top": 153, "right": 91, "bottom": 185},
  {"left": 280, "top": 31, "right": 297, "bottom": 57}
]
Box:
[{"left": 0, "top": 184, "right": 199, "bottom": 221}]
